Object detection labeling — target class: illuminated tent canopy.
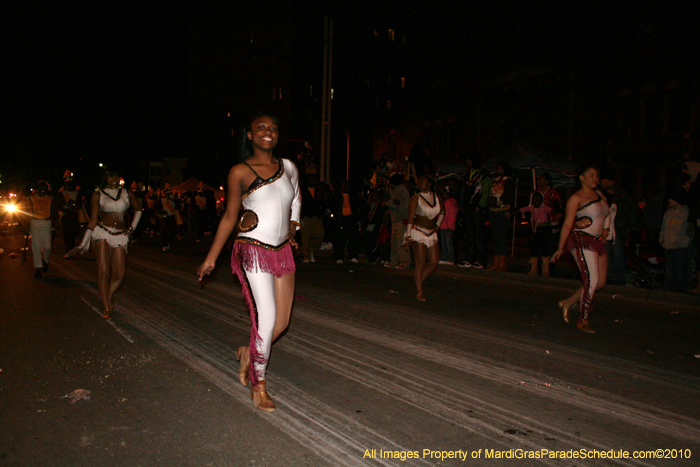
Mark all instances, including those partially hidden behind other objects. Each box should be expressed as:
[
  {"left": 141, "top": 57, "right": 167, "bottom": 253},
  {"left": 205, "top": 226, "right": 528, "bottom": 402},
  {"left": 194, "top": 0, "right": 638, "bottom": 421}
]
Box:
[{"left": 171, "top": 178, "right": 225, "bottom": 199}]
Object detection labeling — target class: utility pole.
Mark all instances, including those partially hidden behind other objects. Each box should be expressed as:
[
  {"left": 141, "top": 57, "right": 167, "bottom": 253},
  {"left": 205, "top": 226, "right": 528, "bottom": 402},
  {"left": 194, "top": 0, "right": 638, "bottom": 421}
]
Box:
[{"left": 320, "top": 15, "right": 333, "bottom": 182}]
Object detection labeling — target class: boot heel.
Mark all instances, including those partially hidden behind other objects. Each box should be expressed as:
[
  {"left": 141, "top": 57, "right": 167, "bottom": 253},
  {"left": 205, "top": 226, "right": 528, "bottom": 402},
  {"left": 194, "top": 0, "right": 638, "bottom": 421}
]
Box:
[
  {"left": 251, "top": 380, "right": 276, "bottom": 412},
  {"left": 557, "top": 300, "right": 570, "bottom": 323}
]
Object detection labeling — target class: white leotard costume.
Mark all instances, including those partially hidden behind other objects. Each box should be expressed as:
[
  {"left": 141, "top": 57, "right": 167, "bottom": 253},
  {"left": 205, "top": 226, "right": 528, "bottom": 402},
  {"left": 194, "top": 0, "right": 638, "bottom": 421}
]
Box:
[
  {"left": 92, "top": 188, "right": 131, "bottom": 250},
  {"left": 231, "top": 158, "right": 301, "bottom": 385},
  {"left": 407, "top": 192, "right": 442, "bottom": 248}
]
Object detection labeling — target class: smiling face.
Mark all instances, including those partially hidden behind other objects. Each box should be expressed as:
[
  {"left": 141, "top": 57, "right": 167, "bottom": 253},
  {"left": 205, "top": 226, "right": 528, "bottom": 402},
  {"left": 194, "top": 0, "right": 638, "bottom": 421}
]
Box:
[
  {"left": 105, "top": 173, "right": 120, "bottom": 188},
  {"left": 247, "top": 116, "right": 279, "bottom": 153}
]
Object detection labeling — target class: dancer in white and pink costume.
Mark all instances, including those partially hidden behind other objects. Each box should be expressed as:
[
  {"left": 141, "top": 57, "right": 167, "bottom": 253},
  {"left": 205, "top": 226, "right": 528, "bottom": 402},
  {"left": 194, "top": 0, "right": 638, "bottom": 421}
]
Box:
[
  {"left": 551, "top": 164, "right": 610, "bottom": 334},
  {"left": 198, "top": 111, "right": 300, "bottom": 412}
]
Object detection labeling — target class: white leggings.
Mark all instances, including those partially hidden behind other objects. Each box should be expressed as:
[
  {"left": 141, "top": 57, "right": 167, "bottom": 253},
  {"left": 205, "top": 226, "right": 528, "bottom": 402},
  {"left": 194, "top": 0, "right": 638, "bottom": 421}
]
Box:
[
  {"left": 246, "top": 270, "right": 278, "bottom": 383},
  {"left": 30, "top": 219, "right": 52, "bottom": 268}
]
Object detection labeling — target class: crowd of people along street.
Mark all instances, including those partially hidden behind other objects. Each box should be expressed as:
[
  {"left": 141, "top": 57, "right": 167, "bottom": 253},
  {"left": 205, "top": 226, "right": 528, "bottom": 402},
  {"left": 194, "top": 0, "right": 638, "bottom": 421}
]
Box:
[{"left": 6, "top": 153, "right": 700, "bottom": 316}]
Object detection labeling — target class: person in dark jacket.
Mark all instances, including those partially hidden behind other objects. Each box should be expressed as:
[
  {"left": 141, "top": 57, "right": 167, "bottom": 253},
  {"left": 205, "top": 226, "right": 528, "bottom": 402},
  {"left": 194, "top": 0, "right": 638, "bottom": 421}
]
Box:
[
  {"left": 333, "top": 181, "right": 361, "bottom": 264},
  {"left": 486, "top": 161, "right": 516, "bottom": 271},
  {"left": 600, "top": 169, "right": 637, "bottom": 286},
  {"left": 300, "top": 182, "right": 325, "bottom": 263}
]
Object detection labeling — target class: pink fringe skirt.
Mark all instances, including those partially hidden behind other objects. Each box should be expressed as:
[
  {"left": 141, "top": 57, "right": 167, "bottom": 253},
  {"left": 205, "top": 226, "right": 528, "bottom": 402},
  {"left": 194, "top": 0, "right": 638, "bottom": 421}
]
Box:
[
  {"left": 566, "top": 231, "right": 606, "bottom": 256},
  {"left": 230, "top": 239, "right": 295, "bottom": 386}
]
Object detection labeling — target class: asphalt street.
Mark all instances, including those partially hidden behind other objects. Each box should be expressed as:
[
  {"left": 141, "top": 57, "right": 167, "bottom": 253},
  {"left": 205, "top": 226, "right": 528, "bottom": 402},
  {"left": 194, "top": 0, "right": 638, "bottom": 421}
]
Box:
[{"left": 1, "top": 224, "right": 699, "bottom": 467}]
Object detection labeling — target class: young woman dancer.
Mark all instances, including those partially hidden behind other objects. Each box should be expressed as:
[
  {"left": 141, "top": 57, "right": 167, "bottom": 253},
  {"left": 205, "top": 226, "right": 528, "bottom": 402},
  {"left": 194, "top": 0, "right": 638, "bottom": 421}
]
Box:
[
  {"left": 551, "top": 164, "right": 610, "bottom": 334},
  {"left": 405, "top": 174, "right": 444, "bottom": 301},
  {"left": 198, "top": 111, "right": 301, "bottom": 412},
  {"left": 78, "top": 168, "right": 142, "bottom": 318}
]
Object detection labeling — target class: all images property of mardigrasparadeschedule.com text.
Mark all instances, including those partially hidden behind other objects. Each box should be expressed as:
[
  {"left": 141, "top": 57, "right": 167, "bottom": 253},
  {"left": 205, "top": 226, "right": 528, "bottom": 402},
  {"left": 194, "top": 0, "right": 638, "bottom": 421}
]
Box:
[{"left": 362, "top": 448, "right": 693, "bottom": 462}]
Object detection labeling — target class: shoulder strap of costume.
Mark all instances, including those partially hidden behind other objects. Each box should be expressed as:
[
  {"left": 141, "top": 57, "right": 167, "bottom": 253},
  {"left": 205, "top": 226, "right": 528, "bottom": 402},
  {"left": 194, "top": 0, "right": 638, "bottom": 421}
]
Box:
[{"left": 243, "top": 161, "right": 262, "bottom": 178}]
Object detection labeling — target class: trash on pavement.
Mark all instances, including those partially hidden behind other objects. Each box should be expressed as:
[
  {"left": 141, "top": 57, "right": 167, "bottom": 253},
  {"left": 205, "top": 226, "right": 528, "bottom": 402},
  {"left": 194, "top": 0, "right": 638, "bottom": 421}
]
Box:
[{"left": 62, "top": 389, "right": 91, "bottom": 404}]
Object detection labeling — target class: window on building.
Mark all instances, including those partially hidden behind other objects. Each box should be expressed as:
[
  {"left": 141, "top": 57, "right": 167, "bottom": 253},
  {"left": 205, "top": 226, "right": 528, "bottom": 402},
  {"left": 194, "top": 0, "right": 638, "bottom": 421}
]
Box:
[
  {"left": 388, "top": 29, "right": 395, "bottom": 41},
  {"left": 401, "top": 77, "right": 406, "bottom": 89}
]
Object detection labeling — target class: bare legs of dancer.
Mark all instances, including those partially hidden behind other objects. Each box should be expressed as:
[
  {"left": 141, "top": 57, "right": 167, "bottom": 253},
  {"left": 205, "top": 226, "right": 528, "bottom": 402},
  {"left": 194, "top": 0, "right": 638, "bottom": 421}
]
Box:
[
  {"left": 412, "top": 242, "right": 440, "bottom": 301},
  {"left": 94, "top": 241, "right": 127, "bottom": 318}
]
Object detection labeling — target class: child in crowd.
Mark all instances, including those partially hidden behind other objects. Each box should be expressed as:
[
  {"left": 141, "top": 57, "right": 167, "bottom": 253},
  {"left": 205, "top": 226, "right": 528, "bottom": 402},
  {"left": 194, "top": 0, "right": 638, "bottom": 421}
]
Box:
[{"left": 439, "top": 183, "right": 458, "bottom": 265}]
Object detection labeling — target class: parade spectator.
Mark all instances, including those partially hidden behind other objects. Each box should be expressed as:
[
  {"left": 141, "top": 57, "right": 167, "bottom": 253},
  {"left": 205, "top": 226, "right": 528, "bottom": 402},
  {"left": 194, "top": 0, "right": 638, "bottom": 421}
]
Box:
[
  {"left": 405, "top": 174, "right": 444, "bottom": 301},
  {"left": 535, "top": 173, "right": 562, "bottom": 273},
  {"left": 458, "top": 155, "right": 489, "bottom": 269},
  {"left": 552, "top": 164, "right": 610, "bottom": 334},
  {"left": 317, "top": 182, "right": 335, "bottom": 251},
  {"left": 144, "top": 189, "right": 158, "bottom": 234},
  {"left": 363, "top": 189, "right": 387, "bottom": 263},
  {"left": 77, "top": 167, "right": 142, "bottom": 317},
  {"left": 300, "top": 183, "right": 324, "bottom": 263},
  {"left": 486, "top": 161, "right": 515, "bottom": 272},
  {"left": 660, "top": 188, "right": 693, "bottom": 293},
  {"left": 159, "top": 184, "right": 177, "bottom": 251},
  {"left": 198, "top": 111, "right": 300, "bottom": 412},
  {"left": 438, "top": 182, "right": 458, "bottom": 265},
  {"left": 385, "top": 174, "right": 411, "bottom": 269},
  {"left": 333, "top": 181, "right": 361, "bottom": 264},
  {"left": 643, "top": 183, "right": 665, "bottom": 256},
  {"left": 682, "top": 163, "right": 700, "bottom": 294},
  {"left": 519, "top": 192, "right": 553, "bottom": 276},
  {"left": 127, "top": 181, "right": 144, "bottom": 241},
  {"left": 194, "top": 183, "right": 208, "bottom": 242},
  {"left": 600, "top": 169, "right": 637, "bottom": 286}
]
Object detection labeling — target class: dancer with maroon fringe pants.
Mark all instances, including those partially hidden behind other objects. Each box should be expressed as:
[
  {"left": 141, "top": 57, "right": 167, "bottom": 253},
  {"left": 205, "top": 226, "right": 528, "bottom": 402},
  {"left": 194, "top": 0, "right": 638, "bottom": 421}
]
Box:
[
  {"left": 198, "top": 111, "right": 300, "bottom": 412},
  {"left": 551, "top": 163, "right": 610, "bottom": 334}
]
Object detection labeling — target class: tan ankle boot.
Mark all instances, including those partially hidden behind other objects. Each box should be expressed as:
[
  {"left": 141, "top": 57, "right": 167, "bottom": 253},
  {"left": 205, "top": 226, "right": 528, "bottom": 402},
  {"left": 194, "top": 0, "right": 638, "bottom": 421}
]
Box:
[
  {"left": 577, "top": 320, "right": 596, "bottom": 334},
  {"left": 236, "top": 346, "right": 250, "bottom": 386},
  {"left": 528, "top": 257, "right": 538, "bottom": 275},
  {"left": 541, "top": 257, "right": 550, "bottom": 277},
  {"left": 498, "top": 255, "right": 508, "bottom": 272},
  {"left": 251, "top": 380, "right": 276, "bottom": 412},
  {"left": 486, "top": 255, "right": 501, "bottom": 271}
]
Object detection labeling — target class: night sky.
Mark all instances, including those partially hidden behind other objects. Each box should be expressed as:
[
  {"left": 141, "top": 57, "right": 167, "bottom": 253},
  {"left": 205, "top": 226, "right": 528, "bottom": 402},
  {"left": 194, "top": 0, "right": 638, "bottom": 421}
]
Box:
[{"left": 2, "top": 1, "right": 697, "bottom": 190}]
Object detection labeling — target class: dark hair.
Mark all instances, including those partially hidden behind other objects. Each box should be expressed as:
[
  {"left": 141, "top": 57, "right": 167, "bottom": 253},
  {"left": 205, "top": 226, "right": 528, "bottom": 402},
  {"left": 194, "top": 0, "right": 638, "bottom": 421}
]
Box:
[
  {"left": 575, "top": 162, "right": 598, "bottom": 177},
  {"left": 468, "top": 154, "right": 482, "bottom": 168},
  {"left": 538, "top": 172, "right": 552, "bottom": 184},
  {"left": 599, "top": 168, "right": 615, "bottom": 181},
  {"left": 420, "top": 174, "right": 437, "bottom": 190},
  {"left": 531, "top": 192, "right": 544, "bottom": 203},
  {"left": 101, "top": 166, "right": 122, "bottom": 188},
  {"left": 239, "top": 110, "right": 281, "bottom": 161},
  {"left": 389, "top": 173, "right": 403, "bottom": 185},
  {"left": 676, "top": 171, "right": 691, "bottom": 187},
  {"left": 574, "top": 162, "right": 599, "bottom": 188},
  {"left": 497, "top": 161, "right": 511, "bottom": 176}
]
